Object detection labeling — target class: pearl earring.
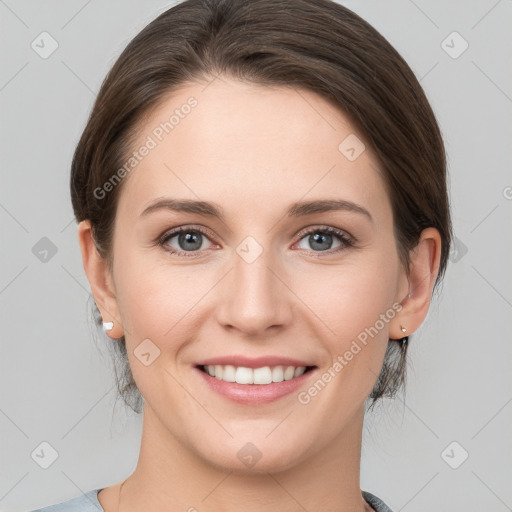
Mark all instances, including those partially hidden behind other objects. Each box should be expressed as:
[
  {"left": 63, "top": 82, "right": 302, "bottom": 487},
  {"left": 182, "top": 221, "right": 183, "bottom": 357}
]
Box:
[
  {"left": 400, "top": 325, "right": 408, "bottom": 346},
  {"left": 103, "top": 321, "right": 114, "bottom": 331}
]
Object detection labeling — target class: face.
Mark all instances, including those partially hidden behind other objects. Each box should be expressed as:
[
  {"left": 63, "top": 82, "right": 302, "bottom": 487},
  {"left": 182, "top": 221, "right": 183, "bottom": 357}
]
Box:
[{"left": 107, "top": 77, "right": 407, "bottom": 472}]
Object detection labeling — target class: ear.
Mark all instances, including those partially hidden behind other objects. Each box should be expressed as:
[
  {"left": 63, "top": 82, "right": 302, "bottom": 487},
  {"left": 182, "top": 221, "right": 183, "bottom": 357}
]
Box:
[
  {"left": 390, "top": 227, "right": 442, "bottom": 339},
  {"left": 77, "top": 220, "right": 124, "bottom": 339}
]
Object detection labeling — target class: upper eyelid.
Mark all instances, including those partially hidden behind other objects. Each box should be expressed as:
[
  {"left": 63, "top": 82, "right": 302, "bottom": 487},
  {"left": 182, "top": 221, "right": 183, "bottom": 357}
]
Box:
[
  {"left": 295, "top": 225, "right": 352, "bottom": 240},
  {"left": 159, "top": 225, "right": 217, "bottom": 244}
]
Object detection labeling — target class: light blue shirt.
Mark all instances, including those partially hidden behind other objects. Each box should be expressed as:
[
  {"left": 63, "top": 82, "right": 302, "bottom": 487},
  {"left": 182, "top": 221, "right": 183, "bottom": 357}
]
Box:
[{"left": 28, "top": 488, "right": 394, "bottom": 511}]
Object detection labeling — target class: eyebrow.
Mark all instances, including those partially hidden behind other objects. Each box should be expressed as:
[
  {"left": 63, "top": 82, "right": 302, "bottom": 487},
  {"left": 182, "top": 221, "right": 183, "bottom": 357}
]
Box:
[{"left": 140, "top": 198, "right": 373, "bottom": 223}]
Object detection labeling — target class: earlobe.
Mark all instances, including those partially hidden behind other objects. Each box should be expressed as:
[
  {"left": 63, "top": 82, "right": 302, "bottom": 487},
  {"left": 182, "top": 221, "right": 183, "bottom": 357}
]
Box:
[
  {"left": 391, "top": 227, "right": 442, "bottom": 339},
  {"left": 77, "top": 220, "right": 124, "bottom": 339}
]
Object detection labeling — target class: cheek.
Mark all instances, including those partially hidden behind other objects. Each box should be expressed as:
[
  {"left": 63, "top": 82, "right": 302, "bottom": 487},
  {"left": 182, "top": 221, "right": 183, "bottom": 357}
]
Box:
[
  {"left": 116, "top": 257, "right": 197, "bottom": 341},
  {"left": 296, "top": 261, "right": 397, "bottom": 341},
  {"left": 290, "top": 264, "right": 399, "bottom": 421},
  {"left": 289, "top": 255, "right": 400, "bottom": 400},
  {"left": 114, "top": 259, "right": 200, "bottom": 396}
]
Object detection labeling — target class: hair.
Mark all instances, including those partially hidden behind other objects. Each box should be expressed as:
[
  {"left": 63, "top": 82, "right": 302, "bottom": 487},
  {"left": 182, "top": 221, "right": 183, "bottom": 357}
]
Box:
[{"left": 71, "top": 0, "right": 452, "bottom": 414}]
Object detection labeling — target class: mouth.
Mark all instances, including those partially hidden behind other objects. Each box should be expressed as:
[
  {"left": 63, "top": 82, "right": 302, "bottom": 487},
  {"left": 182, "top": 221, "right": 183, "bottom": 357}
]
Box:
[{"left": 196, "top": 364, "right": 317, "bottom": 385}]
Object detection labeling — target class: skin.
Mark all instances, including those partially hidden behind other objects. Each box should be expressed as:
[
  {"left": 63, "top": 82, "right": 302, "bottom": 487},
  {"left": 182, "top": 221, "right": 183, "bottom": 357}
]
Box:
[{"left": 78, "top": 76, "right": 441, "bottom": 512}]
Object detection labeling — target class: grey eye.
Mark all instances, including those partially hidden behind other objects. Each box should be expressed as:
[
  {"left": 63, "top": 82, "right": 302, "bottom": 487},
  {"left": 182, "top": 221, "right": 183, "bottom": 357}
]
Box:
[
  {"left": 164, "top": 230, "right": 212, "bottom": 252},
  {"left": 297, "top": 231, "right": 343, "bottom": 252}
]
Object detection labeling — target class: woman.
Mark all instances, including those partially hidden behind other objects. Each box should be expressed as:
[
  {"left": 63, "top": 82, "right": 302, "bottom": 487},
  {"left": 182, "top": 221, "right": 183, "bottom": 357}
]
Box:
[{"left": 30, "top": 0, "right": 451, "bottom": 510}]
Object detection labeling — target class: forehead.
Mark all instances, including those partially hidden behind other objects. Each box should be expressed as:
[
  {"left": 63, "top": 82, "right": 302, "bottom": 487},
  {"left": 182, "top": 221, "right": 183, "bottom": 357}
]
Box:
[{"left": 116, "top": 78, "right": 390, "bottom": 223}]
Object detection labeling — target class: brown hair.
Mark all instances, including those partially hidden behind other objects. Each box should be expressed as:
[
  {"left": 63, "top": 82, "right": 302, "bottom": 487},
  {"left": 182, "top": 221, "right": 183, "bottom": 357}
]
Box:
[{"left": 71, "top": 0, "right": 452, "bottom": 414}]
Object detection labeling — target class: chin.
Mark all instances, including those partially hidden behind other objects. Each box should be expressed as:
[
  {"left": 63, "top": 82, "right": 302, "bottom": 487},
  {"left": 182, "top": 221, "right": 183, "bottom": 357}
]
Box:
[{"left": 194, "top": 435, "right": 308, "bottom": 475}]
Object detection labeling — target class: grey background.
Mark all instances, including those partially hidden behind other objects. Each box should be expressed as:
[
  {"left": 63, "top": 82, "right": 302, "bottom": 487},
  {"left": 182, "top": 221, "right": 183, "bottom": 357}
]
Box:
[{"left": 1, "top": 1, "right": 511, "bottom": 511}]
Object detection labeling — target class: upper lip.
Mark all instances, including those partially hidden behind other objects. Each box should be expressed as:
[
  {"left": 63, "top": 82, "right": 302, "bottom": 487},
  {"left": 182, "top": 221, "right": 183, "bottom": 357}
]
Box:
[{"left": 195, "top": 355, "right": 316, "bottom": 369}]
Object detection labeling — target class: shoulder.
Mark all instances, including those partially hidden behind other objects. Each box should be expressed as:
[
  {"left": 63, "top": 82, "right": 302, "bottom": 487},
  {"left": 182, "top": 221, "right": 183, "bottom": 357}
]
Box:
[
  {"left": 28, "top": 488, "right": 390, "bottom": 512},
  {"left": 362, "top": 490, "right": 394, "bottom": 512},
  {"left": 27, "top": 488, "right": 104, "bottom": 512}
]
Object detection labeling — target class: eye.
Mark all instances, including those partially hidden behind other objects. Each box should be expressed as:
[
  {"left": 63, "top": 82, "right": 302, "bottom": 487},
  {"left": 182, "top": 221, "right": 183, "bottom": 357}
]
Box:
[
  {"left": 159, "top": 226, "right": 215, "bottom": 257},
  {"left": 294, "top": 226, "right": 354, "bottom": 255},
  {"left": 158, "top": 225, "right": 354, "bottom": 258}
]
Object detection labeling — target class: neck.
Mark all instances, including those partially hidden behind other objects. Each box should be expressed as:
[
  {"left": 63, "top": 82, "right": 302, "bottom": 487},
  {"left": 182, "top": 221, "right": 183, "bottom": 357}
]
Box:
[{"left": 116, "top": 401, "right": 373, "bottom": 512}]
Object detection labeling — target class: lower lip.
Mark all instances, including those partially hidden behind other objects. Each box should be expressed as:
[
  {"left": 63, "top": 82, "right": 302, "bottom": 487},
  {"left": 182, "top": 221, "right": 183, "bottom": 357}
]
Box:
[{"left": 194, "top": 366, "right": 317, "bottom": 405}]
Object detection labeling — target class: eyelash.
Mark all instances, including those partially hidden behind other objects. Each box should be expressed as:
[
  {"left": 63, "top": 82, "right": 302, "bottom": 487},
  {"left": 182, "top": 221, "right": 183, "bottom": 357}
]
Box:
[{"left": 157, "top": 225, "right": 355, "bottom": 259}]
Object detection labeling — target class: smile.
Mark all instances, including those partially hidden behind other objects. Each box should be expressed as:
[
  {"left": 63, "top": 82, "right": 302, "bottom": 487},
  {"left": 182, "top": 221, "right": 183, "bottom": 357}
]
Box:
[{"left": 195, "top": 364, "right": 318, "bottom": 405}]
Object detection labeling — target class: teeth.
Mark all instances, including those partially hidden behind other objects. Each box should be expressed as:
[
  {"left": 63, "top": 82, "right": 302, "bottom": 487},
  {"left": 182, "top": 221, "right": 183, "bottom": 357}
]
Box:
[
  {"left": 203, "top": 365, "right": 308, "bottom": 384},
  {"left": 272, "top": 366, "right": 284, "bottom": 382}
]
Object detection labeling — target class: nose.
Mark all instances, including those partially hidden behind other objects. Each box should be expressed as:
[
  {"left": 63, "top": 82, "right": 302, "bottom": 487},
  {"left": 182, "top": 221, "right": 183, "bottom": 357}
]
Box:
[{"left": 215, "top": 244, "right": 293, "bottom": 337}]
